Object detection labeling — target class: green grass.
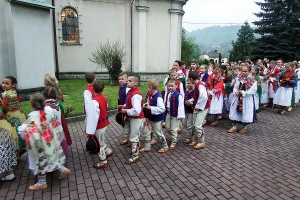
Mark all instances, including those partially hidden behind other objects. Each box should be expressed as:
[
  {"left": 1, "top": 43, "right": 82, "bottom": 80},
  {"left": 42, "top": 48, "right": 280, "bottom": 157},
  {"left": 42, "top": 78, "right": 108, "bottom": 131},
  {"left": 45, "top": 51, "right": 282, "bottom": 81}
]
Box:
[{"left": 21, "top": 79, "right": 165, "bottom": 117}]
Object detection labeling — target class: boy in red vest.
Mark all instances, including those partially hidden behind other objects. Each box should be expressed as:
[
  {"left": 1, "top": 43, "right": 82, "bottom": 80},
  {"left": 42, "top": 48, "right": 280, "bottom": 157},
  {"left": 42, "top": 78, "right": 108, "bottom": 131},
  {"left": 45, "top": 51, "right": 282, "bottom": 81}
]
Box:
[
  {"left": 84, "top": 72, "right": 96, "bottom": 114},
  {"left": 188, "top": 71, "right": 209, "bottom": 149},
  {"left": 86, "top": 80, "right": 114, "bottom": 169},
  {"left": 120, "top": 74, "right": 144, "bottom": 164}
]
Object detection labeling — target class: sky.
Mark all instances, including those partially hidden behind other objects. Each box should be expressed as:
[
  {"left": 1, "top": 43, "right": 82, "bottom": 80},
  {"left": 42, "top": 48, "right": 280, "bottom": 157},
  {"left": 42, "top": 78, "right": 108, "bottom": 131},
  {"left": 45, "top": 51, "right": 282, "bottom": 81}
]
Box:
[{"left": 182, "top": 0, "right": 263, "bottom": 32}]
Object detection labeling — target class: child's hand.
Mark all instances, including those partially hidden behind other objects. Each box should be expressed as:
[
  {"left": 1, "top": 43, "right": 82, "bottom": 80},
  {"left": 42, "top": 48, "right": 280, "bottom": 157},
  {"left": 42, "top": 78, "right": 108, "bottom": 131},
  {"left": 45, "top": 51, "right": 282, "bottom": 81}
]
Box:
[
  {"left": 86, "top": 134, "right": 91, "bottom": 138},
  {"left": 185, "top": 101, "right": 191, "bottom": 106},
  {"left": 121, "top": 109, "right": 127, "bottom": 114}
]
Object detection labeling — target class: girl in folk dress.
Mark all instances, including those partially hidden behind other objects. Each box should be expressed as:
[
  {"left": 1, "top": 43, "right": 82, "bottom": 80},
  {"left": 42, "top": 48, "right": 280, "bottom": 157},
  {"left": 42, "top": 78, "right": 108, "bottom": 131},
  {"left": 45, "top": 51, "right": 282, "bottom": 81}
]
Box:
[
  {"left": 44, "top": 74, "right": 72, "bottom": 146},
  {"left": 273, "top": 62, "right": 297, "bottom": 115},
  {"left": 206, "top": 64, "right": 226, "bottom": 127},
  {"left": 252, "top": 67, "right": 262, "bottom": 113},
  {"left": 43, "top": 86, "right": 69, "bottom": 155},
  {"left": 1, "top": 76, "right": 26, "bottom": 155},
  {"left": 294, "top": 62, "right": 300, "bottom": 103},
  {"left": 258, "top": 62, "right": 269, "bottom": 108},
  {"left": 18, "top": 93, "right": 70, "bottom": 191},
  {"left": 228, "top": 66, "right": 257, "bottom": 134},
  {"left": 0, "top": 101, "right": 18, "bottom": 182},
  {"left": 267, "top": 61, "right": 280, "bottom": 106}
]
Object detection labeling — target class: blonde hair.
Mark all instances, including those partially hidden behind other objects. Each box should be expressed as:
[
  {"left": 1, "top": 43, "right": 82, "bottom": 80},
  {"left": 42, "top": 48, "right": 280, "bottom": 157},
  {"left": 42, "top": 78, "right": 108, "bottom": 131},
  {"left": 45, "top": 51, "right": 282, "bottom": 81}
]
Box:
[
  {"left": 44, "top": 73, "right": 58, "bottom": 87},
  {"left": 147, "top": 78, "right": 159, "bottom": 90}
]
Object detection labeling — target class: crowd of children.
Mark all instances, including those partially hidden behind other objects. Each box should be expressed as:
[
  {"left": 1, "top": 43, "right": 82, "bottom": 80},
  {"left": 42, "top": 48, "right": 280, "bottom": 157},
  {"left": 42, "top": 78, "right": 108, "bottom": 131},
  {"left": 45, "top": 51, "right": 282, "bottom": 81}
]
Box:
[{"left": 1, "top": 57, "right": 299, "bottom": 190}]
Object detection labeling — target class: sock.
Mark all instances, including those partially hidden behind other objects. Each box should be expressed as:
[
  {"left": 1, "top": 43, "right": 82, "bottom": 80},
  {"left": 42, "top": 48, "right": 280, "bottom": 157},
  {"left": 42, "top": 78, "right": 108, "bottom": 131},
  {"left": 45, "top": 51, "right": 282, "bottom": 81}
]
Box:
[
  {"left": 36, "top": 175, "right": 46, "bottom": 186},
  {"left": 57, "top": 166, "right": 66, "bottom": 173},
  {"left": 1, "top": 173, "right": 14, "bottom": 180}
]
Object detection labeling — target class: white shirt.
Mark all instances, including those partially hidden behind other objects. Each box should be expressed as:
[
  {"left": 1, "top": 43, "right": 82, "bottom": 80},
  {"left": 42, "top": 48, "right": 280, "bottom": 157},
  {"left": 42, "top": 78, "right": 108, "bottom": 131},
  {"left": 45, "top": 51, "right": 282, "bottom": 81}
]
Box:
[{"left": 194, "top": 84, "right": 208, "bottom": 110}]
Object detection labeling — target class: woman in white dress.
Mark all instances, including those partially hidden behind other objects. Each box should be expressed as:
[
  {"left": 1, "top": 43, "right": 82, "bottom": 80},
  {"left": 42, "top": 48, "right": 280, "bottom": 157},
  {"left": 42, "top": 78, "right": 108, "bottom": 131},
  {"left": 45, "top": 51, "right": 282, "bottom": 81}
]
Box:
[
  {"left": 294, "top": 62, "right": 300, "bottom": 103},
  {"left": 273, "top": 62, "right": 297, "bottom": 115},
  {"left": 228, "top": 66, "right": 257, "bottom": 134}
]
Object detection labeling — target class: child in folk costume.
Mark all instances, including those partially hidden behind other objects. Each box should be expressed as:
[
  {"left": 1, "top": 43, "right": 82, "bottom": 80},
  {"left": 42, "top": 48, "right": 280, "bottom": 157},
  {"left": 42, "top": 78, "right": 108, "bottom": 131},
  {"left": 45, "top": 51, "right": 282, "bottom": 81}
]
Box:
[
  {"left": 164, "top": 79, "right": 185, "bottom": 150},
  {"left": 228, "top": 66, "right": 257, "bottom": 134},
  {"left": 43, "top": 87, "right": 69, "bottom": 155},
  {"left": 1, "top": 76, "right": 26, "bottom": 155},
  {"left": 86, "top": 80, "right": 114, "bottom": 168},
  {"left": 139, "top": 79, "right": 169, "bottom": 153},
  {"left": 83, "top": 72, "right": 96, "bottom": 115},
  {"left": 226, "top": 66, "right": 242, "bottom": 111},
  {"left": 273, "top": 62, "right": 297, "bottom": 115},
  {"left": 183, "top": 79, "right": 195, "bottom": 144},
  {"left": 44, "top": 74, "right": 72, "bottom": 146},
  {"left": 294, "top": 62, "right": 300, "bottom": 103},
  {"left": 267, "top": 61, "right": 280, "bottom": 106},
  {"left": 252, "top": 67, "right": 262, "bottom": 113},
  {"left": 0, "top": 101, "right": 18, "bottom": 182},
  {"left": 173, "top": 60, "right": 186, "bottom": 91},
  {"left": 18, "top": 93, "right": 70, "bottom": 191},
  {"left": 120, "top": 74, "right": 144, "bottom": 164},
  {"left": 206, "top": 65, "right": 226, "bottom": 127},
  {"left": 188, "top": 71, "right": 210, "bottom": 149},
  {"left": 199, "top": 64, "right": 210, "bottom": 84}
]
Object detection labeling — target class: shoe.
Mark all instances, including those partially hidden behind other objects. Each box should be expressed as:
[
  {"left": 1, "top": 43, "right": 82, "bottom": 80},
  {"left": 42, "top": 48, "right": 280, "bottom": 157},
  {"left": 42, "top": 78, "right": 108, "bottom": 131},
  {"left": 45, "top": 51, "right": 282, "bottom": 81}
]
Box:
[
  {"left": 125, "top": 156, "right": 139, "bottom": 164},
  {"left": 120, "top": 139, "right": 129, "bottom": 145},
  {"left": 217, "top": 116, "right": 223, "bottom": 120},
  {"left": 139, "top": 148, "right": 151, "bottom": 153},
  {"left": 287, "top": 106, "right": 292, "bottom": 112},
  {"left": 169, "top": 143, "right": 176, "bottom": 150},
  {"left": 126, "top": 141, "right": 132, "bottom": 147},
  {"left": 57, "top": 168, "right": 70, "bottom": 180},
  {"left": 209, "top": 121, "right": 218, "bottom": 127},
  {"left": 280, "top": 111, "right": 285, "bottom": 115},
  {"left": 189, "top": 141, "right": 196, "bottom": 146},
  {"left": 93, "top": 163, "right": 108, "bottom": 169},
  {"left": 194, "top": 142, "right": 206, "bottom": 149},
  {"left": 150, "top": 139, "right": 157, "bottom": 145},
  {"left": 239, "top": 129, "right": 247, "bottom": 134},
  {"left": 228, "top": 126, "right": 237, "bottom": 133},
  {"left": 106, "top": 151, "right": 114, "bottom": 159},
  {"left": 184, "top": 139, "right": 192, "bottom": 144},
  {"left": 28, "top": 183, "right": 47, "bottom": 191},
  {"left": 158, "top": 148, "right": 169, "bottom": 153},
  {"left": 0, "top": 175, "right": 16, "bottom": 182}
]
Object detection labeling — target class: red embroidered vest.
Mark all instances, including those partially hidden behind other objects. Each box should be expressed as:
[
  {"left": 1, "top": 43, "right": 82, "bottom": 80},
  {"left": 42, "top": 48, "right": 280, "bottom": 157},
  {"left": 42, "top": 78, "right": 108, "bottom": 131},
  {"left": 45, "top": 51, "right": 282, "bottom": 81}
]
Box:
[
  {"left": 126, "top": 88, "right": 144, "bottom": 119},
  {"left": 93, "top": 94, "right": 110, "bottom": 129}
]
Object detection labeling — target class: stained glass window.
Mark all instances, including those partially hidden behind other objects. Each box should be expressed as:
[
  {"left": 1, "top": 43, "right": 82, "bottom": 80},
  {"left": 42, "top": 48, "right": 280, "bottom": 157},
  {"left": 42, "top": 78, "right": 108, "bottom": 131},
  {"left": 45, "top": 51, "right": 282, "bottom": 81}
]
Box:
[{"left": 61, "top": 7, "right": 79, "bottom": 44}]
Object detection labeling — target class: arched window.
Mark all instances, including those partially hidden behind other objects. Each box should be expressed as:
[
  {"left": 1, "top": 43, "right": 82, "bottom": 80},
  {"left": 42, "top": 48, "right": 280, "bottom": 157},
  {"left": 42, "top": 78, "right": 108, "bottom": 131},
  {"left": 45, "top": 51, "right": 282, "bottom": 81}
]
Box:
[{"left": 61, "top": 7, "right": 79, "bottom": 44}]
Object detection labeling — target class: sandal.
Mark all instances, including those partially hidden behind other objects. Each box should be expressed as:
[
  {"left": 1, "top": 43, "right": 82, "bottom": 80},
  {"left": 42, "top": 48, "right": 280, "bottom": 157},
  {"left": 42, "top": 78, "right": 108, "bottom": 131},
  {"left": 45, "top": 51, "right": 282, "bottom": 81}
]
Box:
[
  {"left": 239, "top": 129, "right": 247, "bottom": 134},
  {"left": 280, "top": 111, "right": 285, "bottom": 115},
  {"left": 209, "top": 121, "right": 218, "bottom": 127}
]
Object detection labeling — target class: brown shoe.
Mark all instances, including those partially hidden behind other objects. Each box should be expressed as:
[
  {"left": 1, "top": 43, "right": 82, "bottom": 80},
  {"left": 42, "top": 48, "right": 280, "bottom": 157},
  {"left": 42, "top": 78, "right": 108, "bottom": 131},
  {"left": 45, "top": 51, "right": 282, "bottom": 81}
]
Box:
[
  {"left": 184, "top": 139, "right": 192, "bottom": 144},
  {"left": 120, "top": 140, "right": 129, "bottom": 145},
  {"left": 158, "top": 148, "right": 169, "bottom": 153},
  {"left": 106, "top": 151, "right": 114, "bottom": 159},
  {"left": 209, "top": 121, "right": 218, "bottom": 127},
  {"left": 58, "top": 168, "right": 70, "bottom": 180},
  {"left": 169, "top": 143, "right": 176, "bottom": 150},
  {"left": 150, "top": 139, "right": 157, "bottom": 145},
  {"left": 93, "top": 163, "right": 108, "bottom": 169},
  {"left": 194, "top": 142, "right": 206, "bottom": 149},
  {"left": 126, "top": 141, "right": 132, "bottom": 147},
  {"left": 189, "top": 141, "right": 196, "bottom": 146},
  {"left": 239, "top": 129, "right": 247, "bottom": 134},
  {"left": 139, "top": 148, "right": 151, "bottom": 153},
  {"left": 28, "top": 183, "right": 47, "bottom": 191},
  {"left": 228, "top": 125, "right": 237, "bottom": 133},
  {"left": 287, "top": 106, "right": 292, "bottom": 112},
  {"left": 125, "top": 157, "right": 139, "bottom": 164}
]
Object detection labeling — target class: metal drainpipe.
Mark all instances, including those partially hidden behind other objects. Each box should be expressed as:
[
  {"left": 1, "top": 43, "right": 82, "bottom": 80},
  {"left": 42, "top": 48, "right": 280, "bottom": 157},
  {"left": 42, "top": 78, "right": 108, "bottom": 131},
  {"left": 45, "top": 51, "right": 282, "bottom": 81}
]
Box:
[
  {"left": 52, "top": 0, "right": 60, "bottom": 79},
  {"left": 130, "top": 0, "right": 135, "bottom": 72}
]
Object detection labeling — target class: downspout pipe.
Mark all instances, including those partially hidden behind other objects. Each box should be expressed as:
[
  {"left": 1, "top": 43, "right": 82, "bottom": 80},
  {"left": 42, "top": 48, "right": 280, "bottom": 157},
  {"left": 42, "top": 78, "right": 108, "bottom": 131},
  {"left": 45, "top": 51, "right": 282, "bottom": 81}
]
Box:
[
  {"left": 130, "top": 0, "right": 135, "bottom": 72},
  {"left": 52, "top": 0, "right": 60, "bottom": 79}
]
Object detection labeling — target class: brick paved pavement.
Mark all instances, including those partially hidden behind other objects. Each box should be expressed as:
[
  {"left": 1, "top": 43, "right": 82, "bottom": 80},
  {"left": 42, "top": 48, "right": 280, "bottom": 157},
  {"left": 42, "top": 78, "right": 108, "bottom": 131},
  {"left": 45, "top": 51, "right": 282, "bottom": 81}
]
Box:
[{"left": 1, "top": 106, "right": 300, "bottom": 200}]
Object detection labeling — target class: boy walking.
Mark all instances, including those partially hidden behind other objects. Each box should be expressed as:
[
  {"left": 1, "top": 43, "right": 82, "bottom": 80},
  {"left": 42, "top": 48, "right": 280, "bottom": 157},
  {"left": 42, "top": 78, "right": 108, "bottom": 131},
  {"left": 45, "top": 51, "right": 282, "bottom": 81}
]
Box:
[
  {"left": 120, "top": 74, "right": 144, "bottom": 164},
  {"left": 164, "top": 78, "right": 185, "bottom": 150},
  {"left": 86, "top": 80, "right": 114, "bottom": 168},
  {"left": 83, "top": 72, "right": 96, "bottom": 114},
  {"left": 188, "top": 71, "right": 209, "bottom": 149},
  {"left": 139, "top": 79, "right": 169, "bottom": 153}
]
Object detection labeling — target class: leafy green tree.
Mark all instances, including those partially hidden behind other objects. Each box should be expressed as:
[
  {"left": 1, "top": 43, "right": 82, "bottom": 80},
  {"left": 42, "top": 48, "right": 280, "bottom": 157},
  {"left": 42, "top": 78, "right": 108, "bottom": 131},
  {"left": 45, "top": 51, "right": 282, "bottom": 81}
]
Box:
[
  {"left": 89, "top": 40, "right": 126, "bottom": 85},
  {"left": 252, "top": 0, "right": 300, "bottom": 61},
  {"left": 229, "top": 21, "right": 255, "bottom": 62},
  {"left": 181, "top": 28, "right": 200, "bottom": 66}
]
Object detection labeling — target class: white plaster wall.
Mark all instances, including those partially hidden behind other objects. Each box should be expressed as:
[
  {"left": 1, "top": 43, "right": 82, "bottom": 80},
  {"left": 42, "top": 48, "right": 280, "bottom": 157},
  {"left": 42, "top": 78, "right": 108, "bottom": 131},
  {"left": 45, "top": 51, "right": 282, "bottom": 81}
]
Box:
[
  {"left": 11, "top": 4, "right": 55, "bottom": 89},
  {"left": 146, "top": 1, "right": 171, "bottom": 72},
  {"left": 0, "top": 1, "right": 17, "bottom": 78},
  {"left": 55, "top": 0, "right": 128, "bottom": 73}
]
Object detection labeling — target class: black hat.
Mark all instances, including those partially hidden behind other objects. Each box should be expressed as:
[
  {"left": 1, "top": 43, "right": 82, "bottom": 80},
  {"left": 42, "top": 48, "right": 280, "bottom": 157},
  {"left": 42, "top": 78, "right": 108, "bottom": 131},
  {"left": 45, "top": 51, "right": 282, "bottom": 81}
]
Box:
[
  {"left": 86, "top": 135, "right": 100, "bottom": 154},
  {"left": 115, "top": 112, "right": 125, "bottom": 127}
]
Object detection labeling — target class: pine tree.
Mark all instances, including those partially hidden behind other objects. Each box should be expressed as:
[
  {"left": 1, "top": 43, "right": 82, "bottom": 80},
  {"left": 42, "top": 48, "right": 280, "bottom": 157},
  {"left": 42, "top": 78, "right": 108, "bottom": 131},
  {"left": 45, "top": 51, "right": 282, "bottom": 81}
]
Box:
[
  {"left": 252, "top": 0, "right": 300, "bottom": 61},
  {"left": 229, "top": 21, "right": 255, "bottom": 62}
]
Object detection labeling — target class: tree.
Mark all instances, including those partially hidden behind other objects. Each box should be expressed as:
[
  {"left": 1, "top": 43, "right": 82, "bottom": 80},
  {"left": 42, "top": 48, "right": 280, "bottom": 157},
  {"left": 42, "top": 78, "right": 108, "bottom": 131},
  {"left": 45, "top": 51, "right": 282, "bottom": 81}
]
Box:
[
  {"left": 229, "top": 21, "right": 255, "bottom": 62},
  {"left": 181, "top": 28, "right": 200, "bottom": 66},
  {"left": 252, "top": 0, "right": 300, "bottom": 61},
  {"left": 89, "top": 40, "right": 126, "bottom": 85}
]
